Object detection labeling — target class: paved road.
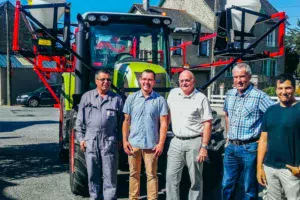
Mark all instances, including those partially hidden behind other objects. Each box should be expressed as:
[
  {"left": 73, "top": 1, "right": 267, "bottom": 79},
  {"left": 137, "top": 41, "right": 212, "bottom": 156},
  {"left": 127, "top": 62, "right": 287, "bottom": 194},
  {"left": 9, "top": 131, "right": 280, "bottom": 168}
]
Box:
[
  {"left": 0, "top": 106, "right": 89, "bottom": 200},
  {"left": 1, "top": 106, "right": 262, "bottom": 200},
  {"left": 0, "top": 106, "right": 168, "bottom": 200}
]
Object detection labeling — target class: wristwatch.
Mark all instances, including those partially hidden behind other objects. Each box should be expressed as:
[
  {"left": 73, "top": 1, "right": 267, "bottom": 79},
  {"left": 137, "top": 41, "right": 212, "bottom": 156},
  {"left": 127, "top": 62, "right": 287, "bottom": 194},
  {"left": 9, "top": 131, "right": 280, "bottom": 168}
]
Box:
[{"left": 201, "top": 144, "right": 209, "bottom": 150}]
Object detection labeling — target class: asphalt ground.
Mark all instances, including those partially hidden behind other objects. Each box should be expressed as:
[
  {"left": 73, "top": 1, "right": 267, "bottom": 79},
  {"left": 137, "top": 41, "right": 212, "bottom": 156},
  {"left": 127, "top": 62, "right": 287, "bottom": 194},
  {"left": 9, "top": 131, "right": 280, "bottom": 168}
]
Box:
[
  {"left": 0, "top": 106, "right": 264, "bottom": 200},
  {"left": 0, "top": 106, "right": 169, "bottom": 200}
]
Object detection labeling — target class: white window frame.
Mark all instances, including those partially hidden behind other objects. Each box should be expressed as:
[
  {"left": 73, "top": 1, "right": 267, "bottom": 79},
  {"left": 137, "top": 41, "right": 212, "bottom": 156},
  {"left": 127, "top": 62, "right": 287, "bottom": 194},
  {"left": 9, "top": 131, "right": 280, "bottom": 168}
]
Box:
[
  {"left": 172, "top": 38, "right": 183, "bottom": 56},
  {"left": 266, "top": 30, "right": 276, "bottom": 47},
  {"left": 198, "top": 41, "right": 210, "bottom": 56}
]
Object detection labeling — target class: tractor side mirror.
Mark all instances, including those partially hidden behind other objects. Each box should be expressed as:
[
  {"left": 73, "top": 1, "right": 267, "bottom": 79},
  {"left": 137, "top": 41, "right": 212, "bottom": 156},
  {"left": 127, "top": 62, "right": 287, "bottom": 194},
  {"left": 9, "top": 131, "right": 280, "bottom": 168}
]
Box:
[{"left": 192, "top": 22, "right": 201, "bottom": 45}]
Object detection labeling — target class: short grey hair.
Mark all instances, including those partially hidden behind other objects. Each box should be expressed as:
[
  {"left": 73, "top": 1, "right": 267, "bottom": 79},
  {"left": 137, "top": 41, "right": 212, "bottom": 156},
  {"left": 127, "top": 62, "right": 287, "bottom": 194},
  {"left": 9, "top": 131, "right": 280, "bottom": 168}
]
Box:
[
  {"left": 95, "top": 69, "right": 111, "bottom": 80},
  {"left": 232, "top": 63, "right": 252, "bottom": 75}
]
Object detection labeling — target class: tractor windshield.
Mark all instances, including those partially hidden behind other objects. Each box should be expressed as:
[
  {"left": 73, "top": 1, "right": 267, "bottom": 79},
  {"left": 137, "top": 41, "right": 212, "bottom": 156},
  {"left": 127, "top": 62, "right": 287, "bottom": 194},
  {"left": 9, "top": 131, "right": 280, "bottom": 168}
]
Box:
[{"left": 90, "top": 23, "right": 167, "bottom": 69}]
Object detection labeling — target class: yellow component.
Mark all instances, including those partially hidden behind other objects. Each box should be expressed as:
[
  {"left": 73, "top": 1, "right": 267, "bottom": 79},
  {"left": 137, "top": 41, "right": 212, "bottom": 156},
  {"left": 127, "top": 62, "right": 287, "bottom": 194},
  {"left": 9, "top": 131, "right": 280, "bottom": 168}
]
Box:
[
  {"left": 113, "top": 62, "right": 171, "bottom": 98},
  {"left": 38, "top": 39, "right": 52, "bottom": 46},
  {"left": 27, "top": 0, "right": 32, "bottom": 5},
  {"left": 62, "top": 73, "right": 75, "bottom": 111}
]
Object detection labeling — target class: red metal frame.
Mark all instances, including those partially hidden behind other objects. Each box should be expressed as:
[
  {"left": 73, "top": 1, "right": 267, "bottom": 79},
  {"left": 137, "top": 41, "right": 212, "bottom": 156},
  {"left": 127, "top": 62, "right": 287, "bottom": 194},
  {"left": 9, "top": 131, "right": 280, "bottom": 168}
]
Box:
[
  {"left": 12, "top": 0, "right": 74, "bottom": 105},
  {"left": 12, "top": 0, "right": 20, "bottom": 51},
  {"left": 170, "top": 12, "right": 286, "bottom": 74},
  {"left": 12, "top": 0, "right": 286, "bottom": 98}
]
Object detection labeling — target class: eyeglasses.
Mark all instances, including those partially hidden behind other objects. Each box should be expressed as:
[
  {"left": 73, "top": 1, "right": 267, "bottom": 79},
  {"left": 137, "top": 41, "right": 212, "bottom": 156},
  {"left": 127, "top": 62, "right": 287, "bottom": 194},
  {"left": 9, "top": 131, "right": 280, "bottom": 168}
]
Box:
[
  {"left": 97, "top": 78, "right": 111, "bottom": 82},
  {"left": 179, "top": 79, "right": 193, "bottom": 83}
]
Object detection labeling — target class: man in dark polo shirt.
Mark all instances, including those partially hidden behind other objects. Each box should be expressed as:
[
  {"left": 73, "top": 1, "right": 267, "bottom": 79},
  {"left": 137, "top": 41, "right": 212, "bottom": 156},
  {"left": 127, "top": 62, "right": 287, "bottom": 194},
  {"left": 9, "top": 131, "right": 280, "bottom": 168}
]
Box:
[{"left": 257, "top": 74, "right": 300, "bottom": 199}]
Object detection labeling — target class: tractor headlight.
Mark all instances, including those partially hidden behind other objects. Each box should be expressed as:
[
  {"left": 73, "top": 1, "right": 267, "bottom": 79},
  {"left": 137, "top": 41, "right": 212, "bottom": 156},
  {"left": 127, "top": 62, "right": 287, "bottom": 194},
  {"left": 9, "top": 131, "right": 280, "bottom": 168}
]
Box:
[
  {"left": 152, "top": 18, "right": 161, "bottom": 24},
  {"left": 163, "top": 19, "right": 171, "bottom": 25},
  {"left": 87, "top": 15, "right": 96, "bottom": 22},
  {"left": 99, "top": 15, "right": 109, "bottom": 22}
]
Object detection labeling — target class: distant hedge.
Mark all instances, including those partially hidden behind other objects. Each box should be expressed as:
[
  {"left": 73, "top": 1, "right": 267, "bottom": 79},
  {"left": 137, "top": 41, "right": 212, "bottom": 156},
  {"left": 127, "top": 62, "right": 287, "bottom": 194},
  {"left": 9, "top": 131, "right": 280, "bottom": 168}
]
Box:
[{"left": 263, "top": 86, "right": 300, "bottom": 96}]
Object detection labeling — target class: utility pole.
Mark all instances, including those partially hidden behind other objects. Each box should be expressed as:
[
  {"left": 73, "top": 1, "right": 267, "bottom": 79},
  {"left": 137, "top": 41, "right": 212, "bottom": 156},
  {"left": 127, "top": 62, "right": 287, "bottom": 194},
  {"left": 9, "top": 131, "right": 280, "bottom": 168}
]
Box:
[
  {"left": 5, "top": 1, "right": 12, "bottom": 106},
  {"left": 210, "top": 0, "right": 219, "bottom": 94}
]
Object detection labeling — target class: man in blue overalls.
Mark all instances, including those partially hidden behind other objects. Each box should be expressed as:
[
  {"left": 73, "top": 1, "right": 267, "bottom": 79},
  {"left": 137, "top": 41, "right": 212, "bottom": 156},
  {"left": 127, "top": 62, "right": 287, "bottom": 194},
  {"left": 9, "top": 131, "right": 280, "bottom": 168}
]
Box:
[{"left": 76, "top": 69, "right": 123, "bottom": 200}]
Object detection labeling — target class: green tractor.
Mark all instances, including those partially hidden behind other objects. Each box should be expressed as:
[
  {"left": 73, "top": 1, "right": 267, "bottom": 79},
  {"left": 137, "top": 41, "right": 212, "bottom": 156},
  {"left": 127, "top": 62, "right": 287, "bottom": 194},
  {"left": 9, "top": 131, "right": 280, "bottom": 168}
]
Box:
[{"left": 58, "top": 12, "right": 224, "bottom": 197}]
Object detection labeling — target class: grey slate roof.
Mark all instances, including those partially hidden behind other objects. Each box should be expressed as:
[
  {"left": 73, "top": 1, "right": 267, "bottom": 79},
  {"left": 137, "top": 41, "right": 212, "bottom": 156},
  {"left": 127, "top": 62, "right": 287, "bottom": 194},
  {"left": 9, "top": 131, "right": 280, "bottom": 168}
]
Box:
[
  {"left": 129, "top": 4, "right": 213, "bottom": 33},
  {"left": 204, "top": 0, "right": 278, "bottom": 15}
]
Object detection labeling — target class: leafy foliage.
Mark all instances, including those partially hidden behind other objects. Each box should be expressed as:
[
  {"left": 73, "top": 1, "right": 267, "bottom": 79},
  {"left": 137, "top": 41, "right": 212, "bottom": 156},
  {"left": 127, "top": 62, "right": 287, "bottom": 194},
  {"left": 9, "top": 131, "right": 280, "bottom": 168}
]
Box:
[{"left": 285, "top": 19, "right": 300, "bottom": 77}]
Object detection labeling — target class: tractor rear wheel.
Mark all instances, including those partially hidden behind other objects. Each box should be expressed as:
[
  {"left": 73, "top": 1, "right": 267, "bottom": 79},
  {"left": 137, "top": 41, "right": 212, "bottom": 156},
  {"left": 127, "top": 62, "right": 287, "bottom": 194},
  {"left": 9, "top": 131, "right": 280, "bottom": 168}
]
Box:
[{"left": 69, "top": 110, "right": 89, "bottom": 196}]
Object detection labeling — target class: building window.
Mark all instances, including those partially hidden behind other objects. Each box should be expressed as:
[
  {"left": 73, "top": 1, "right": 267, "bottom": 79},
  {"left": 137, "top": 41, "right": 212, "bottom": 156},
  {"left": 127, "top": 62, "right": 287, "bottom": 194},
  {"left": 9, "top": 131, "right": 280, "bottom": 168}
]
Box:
[
  {"left": 198, "top": 41, "right": 210, "bottom": 56},
  {"left": 266, "top": 30, "right": 276, "bottom": 47},
  {"left": 172, "top": 39, "right": 182, "bottom": 55},
  {"left": 263, "top": 59, "right": 277, "bottom": 76},
  {"left": 225, "top": 66, "right": 233, "bottom": 77}
]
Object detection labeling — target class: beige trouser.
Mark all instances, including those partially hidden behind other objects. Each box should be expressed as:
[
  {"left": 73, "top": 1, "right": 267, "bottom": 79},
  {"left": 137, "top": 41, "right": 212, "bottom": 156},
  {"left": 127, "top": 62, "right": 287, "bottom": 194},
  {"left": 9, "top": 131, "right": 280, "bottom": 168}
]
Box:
[
  {"left": 264, "top": 165, "right": 300, "bottom": 200},
  {"left": 128, "top": 147, "right": 158, "bottom": 200}
]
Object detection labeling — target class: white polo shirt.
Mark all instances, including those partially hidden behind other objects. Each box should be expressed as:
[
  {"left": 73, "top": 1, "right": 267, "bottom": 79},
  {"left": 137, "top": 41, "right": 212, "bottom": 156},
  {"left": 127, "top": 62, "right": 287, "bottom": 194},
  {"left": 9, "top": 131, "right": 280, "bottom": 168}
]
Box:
[{"left": 167, "top": 88, "right": 213, "bottom": 137}]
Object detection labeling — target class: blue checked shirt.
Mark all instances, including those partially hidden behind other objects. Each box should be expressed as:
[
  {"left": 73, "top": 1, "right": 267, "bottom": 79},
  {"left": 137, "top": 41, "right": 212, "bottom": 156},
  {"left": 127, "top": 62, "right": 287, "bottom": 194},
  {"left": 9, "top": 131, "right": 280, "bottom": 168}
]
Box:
[{"left": 223, "top": 84, "right": 274, "bottom": 140}]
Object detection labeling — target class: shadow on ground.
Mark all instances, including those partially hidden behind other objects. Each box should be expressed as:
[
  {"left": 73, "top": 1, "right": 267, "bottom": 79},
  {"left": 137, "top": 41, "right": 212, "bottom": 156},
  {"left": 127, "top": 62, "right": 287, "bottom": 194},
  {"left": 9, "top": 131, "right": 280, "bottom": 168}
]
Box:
[
  {"left": 0, "top": 121, "right": 57, "bottom": 132},
  {"left": 0, "top": 143, "right": 68, "bottom": 180},
  {"left": 0, "top": 179, "right": 17, "bottom": 200}
]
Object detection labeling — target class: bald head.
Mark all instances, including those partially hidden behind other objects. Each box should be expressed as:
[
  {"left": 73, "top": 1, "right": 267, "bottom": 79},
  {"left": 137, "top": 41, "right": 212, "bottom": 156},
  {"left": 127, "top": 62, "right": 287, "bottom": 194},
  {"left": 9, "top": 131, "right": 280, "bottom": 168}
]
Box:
[
  {"left": 179, "top": 70, "right": 195, "bottom": 95},
  {"left": 179, "top": 70, "right": 195, "bottom": 80}
]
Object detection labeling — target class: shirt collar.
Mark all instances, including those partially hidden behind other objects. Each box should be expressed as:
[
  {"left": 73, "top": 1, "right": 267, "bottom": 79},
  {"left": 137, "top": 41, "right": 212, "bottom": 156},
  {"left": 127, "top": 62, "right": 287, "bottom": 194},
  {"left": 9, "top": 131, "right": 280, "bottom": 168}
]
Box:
[
  {"left": 93, "top": 89, "right": 111, "bottom": 100},
  {"left": 179, "top": 88, "right": 198, "bottom": 98},
  {"left": 138, "top": 90, "right": 156, "bottom": 98},
  {"left": 235, "top": 83, "right": 253, "bottom": 97}
]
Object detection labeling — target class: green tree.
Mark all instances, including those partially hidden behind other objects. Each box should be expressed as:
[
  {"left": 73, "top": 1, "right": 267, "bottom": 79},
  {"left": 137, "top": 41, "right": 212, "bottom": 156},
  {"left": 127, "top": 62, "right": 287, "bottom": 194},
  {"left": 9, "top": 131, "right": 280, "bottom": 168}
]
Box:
[{"left": 285, "top": 19, "right": 300, "bottom": 77}]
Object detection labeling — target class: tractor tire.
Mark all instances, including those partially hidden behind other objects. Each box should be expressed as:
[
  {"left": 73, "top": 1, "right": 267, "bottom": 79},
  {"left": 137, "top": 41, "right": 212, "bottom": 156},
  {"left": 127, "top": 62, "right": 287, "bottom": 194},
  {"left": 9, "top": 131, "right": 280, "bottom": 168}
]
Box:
[
  {"left": 28, "top": 98, "right": 39, "bottom": 107},
  {"left": 58, "top": 84, "right": 69, "bottom": 161},
  {"left": 69, "top": 110, "right": 89, "bottom": 196}
]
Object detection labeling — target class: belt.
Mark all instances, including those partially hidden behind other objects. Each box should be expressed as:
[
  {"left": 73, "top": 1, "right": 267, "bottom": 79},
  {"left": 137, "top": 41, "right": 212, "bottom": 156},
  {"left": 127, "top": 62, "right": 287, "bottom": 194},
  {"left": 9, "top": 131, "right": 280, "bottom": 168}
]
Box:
[
  {"left": 175, "top": 133, "right": 203, "bottom": 140},
  {"left": 229, "top": 138, "right": 258, "bottom": 145}
]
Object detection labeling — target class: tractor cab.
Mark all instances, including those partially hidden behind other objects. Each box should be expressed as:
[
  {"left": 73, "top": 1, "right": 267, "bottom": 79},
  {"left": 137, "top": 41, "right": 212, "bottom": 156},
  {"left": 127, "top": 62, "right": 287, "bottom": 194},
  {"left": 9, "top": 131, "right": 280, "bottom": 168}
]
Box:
[{"left": 76, "top": 13, "right": 173, "bottom": 95}]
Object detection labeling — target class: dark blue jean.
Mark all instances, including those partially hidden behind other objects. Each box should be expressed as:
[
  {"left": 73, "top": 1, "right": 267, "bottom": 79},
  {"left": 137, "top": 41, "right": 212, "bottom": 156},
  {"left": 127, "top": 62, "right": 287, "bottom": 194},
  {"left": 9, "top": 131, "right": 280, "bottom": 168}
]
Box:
[{"left": 222, "top": 142, "right": 258, "bottom": 200}]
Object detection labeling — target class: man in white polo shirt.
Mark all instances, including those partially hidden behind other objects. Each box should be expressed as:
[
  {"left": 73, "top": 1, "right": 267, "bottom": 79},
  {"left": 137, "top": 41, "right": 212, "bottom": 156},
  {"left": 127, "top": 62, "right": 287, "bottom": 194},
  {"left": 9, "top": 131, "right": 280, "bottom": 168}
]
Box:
[{"left": 166, "top": 70, "right": 213, "bottom": 200}]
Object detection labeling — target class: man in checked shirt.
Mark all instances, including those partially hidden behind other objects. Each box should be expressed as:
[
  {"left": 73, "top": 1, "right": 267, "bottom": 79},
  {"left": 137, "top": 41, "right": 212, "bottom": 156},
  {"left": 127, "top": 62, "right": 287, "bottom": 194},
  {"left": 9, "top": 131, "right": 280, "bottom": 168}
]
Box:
[{"left": 222, "top": 63, "right": 274, "bottom": 200}]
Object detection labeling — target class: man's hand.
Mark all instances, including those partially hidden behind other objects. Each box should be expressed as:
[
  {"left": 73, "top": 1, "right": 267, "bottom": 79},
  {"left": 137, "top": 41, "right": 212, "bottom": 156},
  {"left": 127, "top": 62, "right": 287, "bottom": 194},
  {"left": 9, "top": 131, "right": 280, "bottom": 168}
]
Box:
[
  {"left": 80, "top": 141, "right": 86, "bottom": 152},
  {"left": 257, "top": 167, "right": 267, "bottom": 186},
  {"left": 197, "top": 147, "right": 208, "bottom": 162},
  {"left": 152, "top": 143, "right": 164, "bottom": 157},
  {"left": 286, "top": 165, "right": 300, "bottom": 178},
  {"left": 225, "top": 138, "right": 229, "bottom": 148},
  {"left": 123, "top": 140, "right": 133, "bottom": 156}
]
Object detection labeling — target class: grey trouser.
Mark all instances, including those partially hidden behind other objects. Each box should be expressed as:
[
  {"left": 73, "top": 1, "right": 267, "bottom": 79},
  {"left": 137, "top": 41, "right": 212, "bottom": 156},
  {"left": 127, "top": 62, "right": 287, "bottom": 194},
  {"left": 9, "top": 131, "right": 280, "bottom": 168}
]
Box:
[
  {"left": 166, "top": 136, "right": 203, "bottom": 200},
  {"left": 264, "top": 165, "right": 300, "bottom": 200},
  {"left": 85, "top": 134, "right": 118, "bottom": 200}
]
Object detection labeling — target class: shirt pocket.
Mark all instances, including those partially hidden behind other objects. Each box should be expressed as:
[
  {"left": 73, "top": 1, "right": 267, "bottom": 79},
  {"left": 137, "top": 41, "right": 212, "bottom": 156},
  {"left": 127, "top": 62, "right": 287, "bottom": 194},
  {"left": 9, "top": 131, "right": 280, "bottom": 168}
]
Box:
[
  {"left": 84, "top": 104, "right": 97, "bottom": 118},
  {"left": 85, "top": 135, "right": 97, "bottom": 153},
  {"left": 104, "top": 136, "right": 117, "bottom": 155},
  {"left": 106, "top": 108, "right": 118, "bottom": 127},
  {"left": 242, "top": 104, "right": 255, "bottom": 117}
]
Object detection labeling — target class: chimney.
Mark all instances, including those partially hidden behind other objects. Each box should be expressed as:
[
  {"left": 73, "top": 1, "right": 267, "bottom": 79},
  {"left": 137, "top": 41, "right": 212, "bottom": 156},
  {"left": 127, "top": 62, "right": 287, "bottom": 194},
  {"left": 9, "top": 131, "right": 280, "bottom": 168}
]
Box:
[{"left": 143, "top": 0, "right": 149, "bottom": 12}]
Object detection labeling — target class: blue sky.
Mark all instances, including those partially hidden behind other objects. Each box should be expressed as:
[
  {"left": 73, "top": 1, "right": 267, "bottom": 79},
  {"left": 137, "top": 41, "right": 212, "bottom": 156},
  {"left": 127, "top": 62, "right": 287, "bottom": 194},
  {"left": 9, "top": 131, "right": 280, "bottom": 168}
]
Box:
[{"left": 2, "top": 0, "right": 299, "bottom": 28}]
